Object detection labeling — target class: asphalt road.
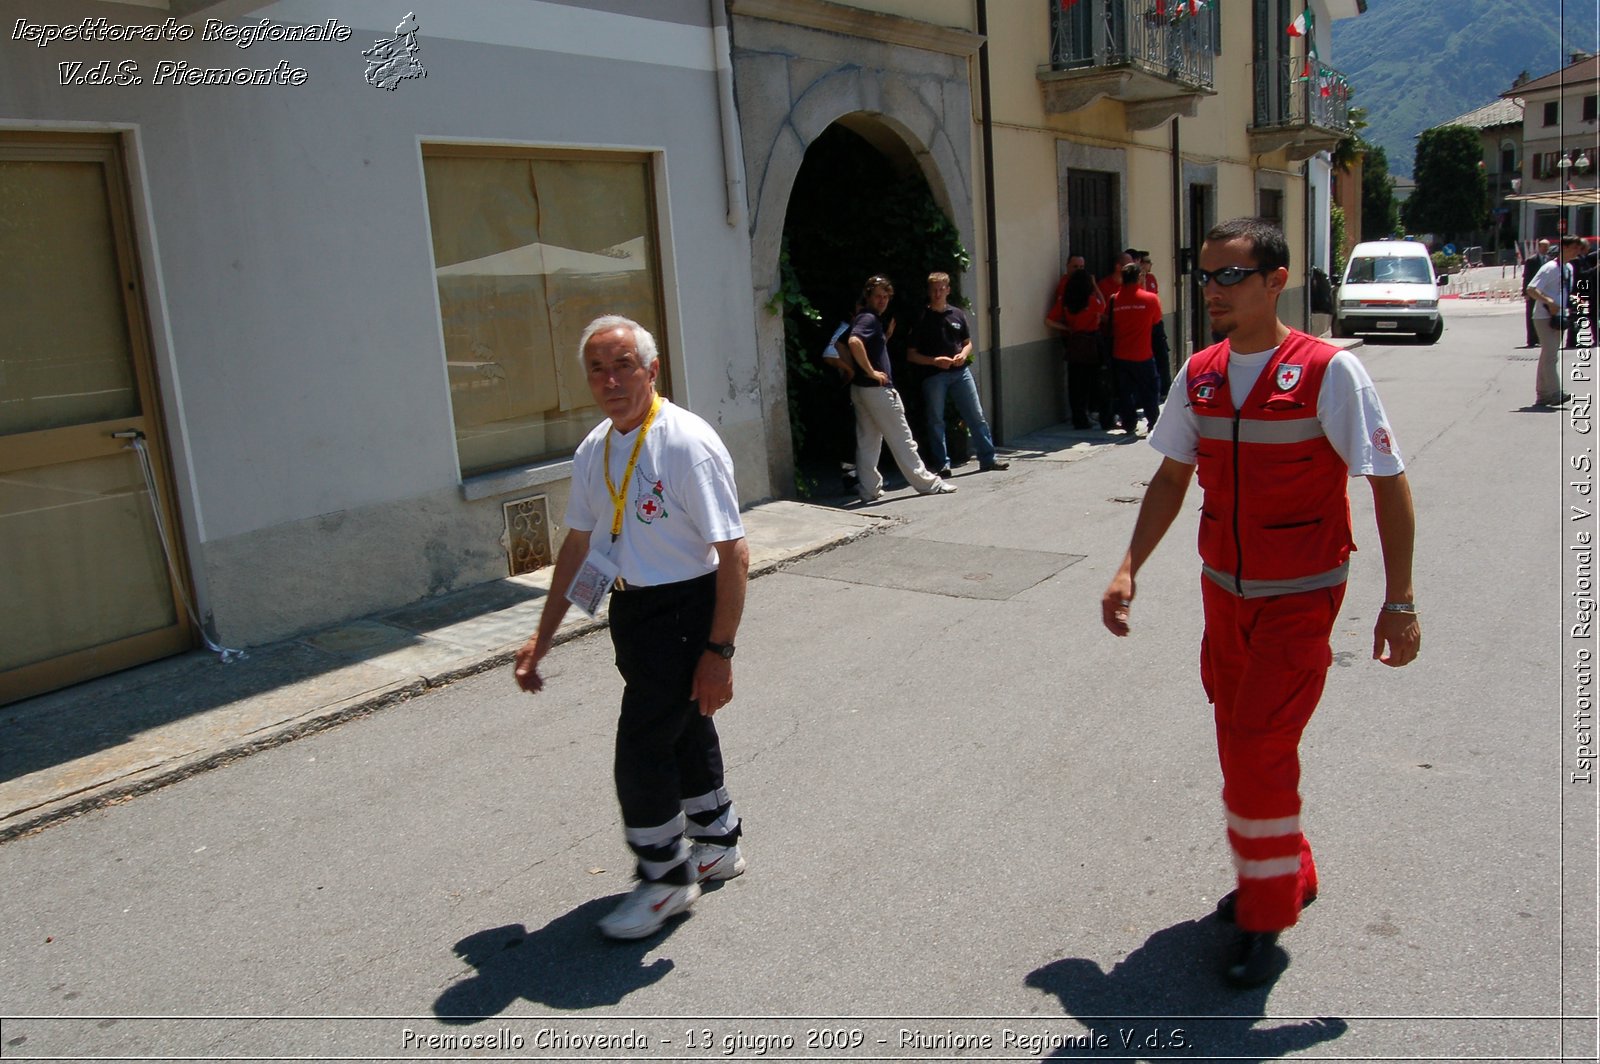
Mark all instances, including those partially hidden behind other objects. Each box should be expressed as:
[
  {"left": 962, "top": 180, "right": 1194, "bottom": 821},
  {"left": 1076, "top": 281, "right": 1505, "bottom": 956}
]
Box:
[{"left": 0, "top": 300, "right": 1594, "bottom": 1063}]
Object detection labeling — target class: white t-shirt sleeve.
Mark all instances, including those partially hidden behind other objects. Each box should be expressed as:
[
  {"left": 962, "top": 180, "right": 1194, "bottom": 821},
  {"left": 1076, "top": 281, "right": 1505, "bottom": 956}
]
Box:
[
  {"left": 1147, "top": 356, "right": 1201, "bottom": 464},
  {"left": 1530, "top": 260, "right": 1568, "bottom": 316},
  {"left": 1317, "top": 351, "right": 1405, "bottom": 477},
  {"left": 677, "top": 444, "right": 746, "bottom": 545},
  {"left": 563, "top": 432, "right": 601, "bottom": 532}
]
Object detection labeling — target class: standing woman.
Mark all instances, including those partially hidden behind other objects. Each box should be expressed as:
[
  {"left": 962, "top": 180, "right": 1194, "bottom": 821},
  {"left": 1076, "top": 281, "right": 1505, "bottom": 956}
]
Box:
[{"left": 1047, "top": 267, "right": 1109, "bottom": 430}]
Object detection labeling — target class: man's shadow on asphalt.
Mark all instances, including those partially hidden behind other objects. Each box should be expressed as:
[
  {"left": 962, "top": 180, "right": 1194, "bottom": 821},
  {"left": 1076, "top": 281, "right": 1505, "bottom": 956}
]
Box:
[
  {"left": 1024, "top": 915, "right": 1347, "bottom": 1062},
  {"left": 433, "top": 894, "right": 688, "bottom": 1021}
]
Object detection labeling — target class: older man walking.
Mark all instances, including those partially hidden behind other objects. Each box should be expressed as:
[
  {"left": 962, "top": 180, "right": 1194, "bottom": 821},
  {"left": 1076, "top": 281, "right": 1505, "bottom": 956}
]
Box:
[{"left": 514, "top": 315, "right": 749, "bottom": 940}]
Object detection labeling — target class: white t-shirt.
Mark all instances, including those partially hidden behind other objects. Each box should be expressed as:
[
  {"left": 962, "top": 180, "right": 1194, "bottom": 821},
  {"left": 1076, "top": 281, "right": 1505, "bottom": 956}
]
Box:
[
  {"left": 566, "top": 399, "right": 745, "bottom": 586},
  {"left": 1528, "top": 258, "right": 1571, "bottom": 321},
  {"left": 1148, "top": 348, "right": 1405, "bottom": 477}
]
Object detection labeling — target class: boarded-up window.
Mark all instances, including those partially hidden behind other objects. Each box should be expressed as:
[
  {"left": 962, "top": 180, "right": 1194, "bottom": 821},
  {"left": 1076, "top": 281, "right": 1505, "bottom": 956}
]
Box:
[
  {"left": 422, "top": 147, "right": 668, "bottom": 477},
  {"left": 1259, "top": 188, "right": 1284, "bottom": 231}
]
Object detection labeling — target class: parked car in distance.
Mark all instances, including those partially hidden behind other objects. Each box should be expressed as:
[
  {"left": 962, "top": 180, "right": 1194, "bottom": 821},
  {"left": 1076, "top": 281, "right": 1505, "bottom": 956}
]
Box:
[{"left": 1333, "top": 240, "right": 1446, "bottom": 344}]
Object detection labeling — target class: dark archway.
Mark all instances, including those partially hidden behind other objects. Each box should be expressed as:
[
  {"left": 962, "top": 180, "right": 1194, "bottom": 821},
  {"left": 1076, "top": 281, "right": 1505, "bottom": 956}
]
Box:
[{"left": 776, "top": 122, "right": 969, "bottom": 496}]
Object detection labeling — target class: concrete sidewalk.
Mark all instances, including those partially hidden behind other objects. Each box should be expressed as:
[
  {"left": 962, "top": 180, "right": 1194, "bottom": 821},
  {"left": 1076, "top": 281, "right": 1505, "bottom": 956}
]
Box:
[{"left": 0, "top": 498, "right": 895, "bottom": 842}]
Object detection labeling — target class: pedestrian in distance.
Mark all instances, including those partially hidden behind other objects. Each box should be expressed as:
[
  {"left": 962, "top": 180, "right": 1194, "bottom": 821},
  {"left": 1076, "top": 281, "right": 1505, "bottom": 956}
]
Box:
[
  {"left": 1100, "top": 217, "right": 1421, "bottom": 989},
  {"left": 513, "top": 315, "right": 749, "bottom": 940},
  {"left": 906, "top": 271, "right": 1009, "bottom": 477},
  {"left": 1526, "top": 235, "right": 1583, "bottom": 408},
  {"left": 846, "top": 275, "right": 956, "bottom": 503},
  {"left": 1137, "top": 251, "right": 1174, "bottom": 400},
  {"left": 1521, "top": 238, "right": 1552, "bottom": 348},
  {"left": 1097, "top": 251, "right": 1136, "bottom": 429},
  {"left": 1046, "top": 264, "right": 1109, "bottom": 430},
  {"left": 1108, "top": 260, "right": 1164, "bottom": 435}
]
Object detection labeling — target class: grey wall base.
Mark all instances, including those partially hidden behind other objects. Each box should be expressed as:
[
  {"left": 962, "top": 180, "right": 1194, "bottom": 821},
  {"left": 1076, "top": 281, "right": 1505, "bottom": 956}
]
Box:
[
  {"left": 202, "top": 480, "right": 574, "bottom": 647},
  {"left": 996, "top": 336, "right": 1069, "bottom": 441}
]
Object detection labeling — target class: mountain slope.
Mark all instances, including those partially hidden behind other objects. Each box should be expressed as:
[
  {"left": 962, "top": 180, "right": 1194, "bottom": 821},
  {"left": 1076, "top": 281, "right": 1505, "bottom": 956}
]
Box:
[{"left": 1331, "top": 0, "right": 1593, "bottom": 178}]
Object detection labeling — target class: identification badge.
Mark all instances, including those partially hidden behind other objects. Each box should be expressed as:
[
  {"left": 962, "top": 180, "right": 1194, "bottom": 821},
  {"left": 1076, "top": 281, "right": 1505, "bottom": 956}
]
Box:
[{"left": 566, "top": 548, "right": 621, "bottom": 619}]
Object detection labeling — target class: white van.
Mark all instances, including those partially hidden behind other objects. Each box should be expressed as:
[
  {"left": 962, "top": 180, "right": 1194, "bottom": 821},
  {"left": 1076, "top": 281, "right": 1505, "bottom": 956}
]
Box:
[{"left": 1333, "top": 240, "right": 1446, "bottom": 344}]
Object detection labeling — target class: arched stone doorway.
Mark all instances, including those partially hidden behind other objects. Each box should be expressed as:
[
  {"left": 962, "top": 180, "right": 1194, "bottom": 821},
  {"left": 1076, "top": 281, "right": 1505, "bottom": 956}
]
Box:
[
  {"left": 728, "top": 5, "right": 982, "bottom": 496},
  {"left": 777, "top": 121, "right": 969, "bottom": 494}
]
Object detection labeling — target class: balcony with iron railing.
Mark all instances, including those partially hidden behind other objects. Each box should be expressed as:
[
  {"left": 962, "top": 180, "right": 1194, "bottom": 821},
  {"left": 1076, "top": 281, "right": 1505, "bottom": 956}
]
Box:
[
  {"left": 1037, "top": 0, "right": 1215, "bottom": 130},
  {"left": 1247, "top": 55, "right": 1354, "bottom": 160}
]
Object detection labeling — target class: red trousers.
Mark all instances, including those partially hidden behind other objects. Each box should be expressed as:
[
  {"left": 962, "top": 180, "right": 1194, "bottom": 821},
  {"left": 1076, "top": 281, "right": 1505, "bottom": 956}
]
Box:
[{"left": 1200, "top": 578, "right": 1345, "bottom": 933}]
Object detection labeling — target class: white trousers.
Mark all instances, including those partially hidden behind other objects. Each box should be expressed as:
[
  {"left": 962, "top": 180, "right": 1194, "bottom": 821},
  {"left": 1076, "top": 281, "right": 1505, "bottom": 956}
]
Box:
[{"left": 852, "top": 385, "right": 942, "bottom": 500}]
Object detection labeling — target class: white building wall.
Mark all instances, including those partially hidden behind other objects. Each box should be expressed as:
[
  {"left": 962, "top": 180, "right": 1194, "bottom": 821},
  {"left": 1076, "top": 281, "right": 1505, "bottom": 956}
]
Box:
[{"left": 0, "top": 0, "right": 765, "bottom": 644}]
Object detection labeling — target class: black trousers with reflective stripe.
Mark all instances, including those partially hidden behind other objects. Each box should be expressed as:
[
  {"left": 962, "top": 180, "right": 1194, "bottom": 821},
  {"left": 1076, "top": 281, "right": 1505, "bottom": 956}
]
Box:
[{"left": 609, "top": 572, "right": 739, "bottom": 883}]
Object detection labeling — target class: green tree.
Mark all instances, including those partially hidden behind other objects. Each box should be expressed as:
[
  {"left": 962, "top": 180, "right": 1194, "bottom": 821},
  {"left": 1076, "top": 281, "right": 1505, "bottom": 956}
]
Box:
[
  {"left": 1330, "top": 204, "right": 1347, "bottom": 278},
  {"left": 1360, "top": 144, "right": 1401, "bottom": 240},
  {"left": 1331, "top": 105, "right": 1369, "bottom": 174},
  {"left": 1405, "top": 125, "right": 1487, "bottom": 242}
]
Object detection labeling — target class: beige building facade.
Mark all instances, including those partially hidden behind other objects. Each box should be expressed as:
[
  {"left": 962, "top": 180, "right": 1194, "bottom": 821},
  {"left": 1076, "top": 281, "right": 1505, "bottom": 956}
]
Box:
[
  {"left": 1505, "top": 53, "right": 1599, "bottom": 246},
  {"left": 735, "top": 0, "right": 1362, "bottom": 443}
]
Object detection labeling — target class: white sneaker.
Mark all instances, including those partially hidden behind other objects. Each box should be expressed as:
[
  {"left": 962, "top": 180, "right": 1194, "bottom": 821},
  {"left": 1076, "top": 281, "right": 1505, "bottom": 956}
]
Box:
[
  {"left": 922, "top": 480, "right": 957, "bottom": 495},
  {"left": 597, "top": 879, "right": 701, "bottom": 939},
  {"left": 689, "top": 841, "right": 747, "bottom": 882}
]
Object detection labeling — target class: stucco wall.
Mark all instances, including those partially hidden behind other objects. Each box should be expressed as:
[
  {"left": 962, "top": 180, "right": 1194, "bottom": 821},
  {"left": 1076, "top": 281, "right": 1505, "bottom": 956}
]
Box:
[{"left": 1, "top": 0, "right": 766, "bottom": 644}]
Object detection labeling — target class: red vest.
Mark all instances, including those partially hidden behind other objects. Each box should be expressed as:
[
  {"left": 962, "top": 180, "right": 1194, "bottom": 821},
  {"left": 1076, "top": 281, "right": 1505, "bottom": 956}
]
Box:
[{"left": 1186, "top": 330, "right": 1355, "bottom": 597}]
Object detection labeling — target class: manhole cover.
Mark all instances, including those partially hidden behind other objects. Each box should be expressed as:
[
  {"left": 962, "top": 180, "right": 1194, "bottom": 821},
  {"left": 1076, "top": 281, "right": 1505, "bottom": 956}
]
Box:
[{"left": 788, "top": 537, "right": 1084, "bottom": 600}]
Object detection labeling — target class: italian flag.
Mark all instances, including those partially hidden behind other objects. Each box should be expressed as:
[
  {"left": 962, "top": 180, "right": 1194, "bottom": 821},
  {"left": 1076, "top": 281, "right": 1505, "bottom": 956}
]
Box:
[{"left": 1288, "top": 9, "right": 1313, "bottom": 37}]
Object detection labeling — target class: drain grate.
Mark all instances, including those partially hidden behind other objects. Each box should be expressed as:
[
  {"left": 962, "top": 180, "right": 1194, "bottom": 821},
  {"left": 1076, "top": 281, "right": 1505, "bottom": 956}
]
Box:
[{"left": 502, "top": 494, "right": 552, "bottom": 576}]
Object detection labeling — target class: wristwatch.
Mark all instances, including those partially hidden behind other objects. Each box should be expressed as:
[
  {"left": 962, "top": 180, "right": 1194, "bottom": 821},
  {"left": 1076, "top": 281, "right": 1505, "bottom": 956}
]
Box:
[{"left": 705, "top": 640, "right": 736, "bottom": 660}]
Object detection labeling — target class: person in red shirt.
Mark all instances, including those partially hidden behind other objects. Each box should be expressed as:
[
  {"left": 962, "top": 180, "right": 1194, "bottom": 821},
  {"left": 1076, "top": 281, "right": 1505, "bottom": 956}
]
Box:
[
  {"left": 1098, "top": 250, "right": 1133, "bottom": 305},
  {"left": 1136, "top": 251, "right": 1174, "bottom": 399},
  {"left": 1109, "top": 261, "right": 1163, "bottom": 433},
  {"left": 1046, "top": 264, "right": 1109, "bottom": 429}
]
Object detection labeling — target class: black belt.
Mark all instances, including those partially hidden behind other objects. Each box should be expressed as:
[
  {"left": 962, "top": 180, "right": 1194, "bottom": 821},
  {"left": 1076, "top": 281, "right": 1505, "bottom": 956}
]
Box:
[{"left": 611, "top": 571, "right": 716, "bottom": 595}]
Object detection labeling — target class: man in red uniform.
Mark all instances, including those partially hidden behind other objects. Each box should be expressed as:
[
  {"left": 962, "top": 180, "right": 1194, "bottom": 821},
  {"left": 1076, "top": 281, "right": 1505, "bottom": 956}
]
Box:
[
  {"left": 1100, "top": 217, "right": 1421, "bottom": 988},
  {"left": 1109, "top": 261, "right": 1163, "bottom": 434},
  {"left": 1137, "top": 251, "right": 1174, "bottom": 400}
]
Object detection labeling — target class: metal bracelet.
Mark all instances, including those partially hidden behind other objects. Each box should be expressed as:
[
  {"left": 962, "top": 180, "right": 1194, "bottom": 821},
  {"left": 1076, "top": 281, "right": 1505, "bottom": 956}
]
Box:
[{"left": 1381, "top": 601, "right": 1418, "bottom": 614}]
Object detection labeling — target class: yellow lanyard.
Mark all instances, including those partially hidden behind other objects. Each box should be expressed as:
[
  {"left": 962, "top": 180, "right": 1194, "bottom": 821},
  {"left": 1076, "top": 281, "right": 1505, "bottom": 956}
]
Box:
[{"left": 604, "top": 394, "right": 663, "bottom": 541}]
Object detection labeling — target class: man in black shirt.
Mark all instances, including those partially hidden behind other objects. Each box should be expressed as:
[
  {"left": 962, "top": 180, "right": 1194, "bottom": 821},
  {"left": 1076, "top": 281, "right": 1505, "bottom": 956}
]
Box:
[{"left": 906, "top": 272, "right": 1009, "bottom": 478}]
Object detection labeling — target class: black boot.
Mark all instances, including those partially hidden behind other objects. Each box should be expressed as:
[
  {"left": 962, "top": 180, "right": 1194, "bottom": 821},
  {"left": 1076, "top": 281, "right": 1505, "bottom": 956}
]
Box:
[{"left": 1224, "top": 930, "right": 1285, "bottom": 988}]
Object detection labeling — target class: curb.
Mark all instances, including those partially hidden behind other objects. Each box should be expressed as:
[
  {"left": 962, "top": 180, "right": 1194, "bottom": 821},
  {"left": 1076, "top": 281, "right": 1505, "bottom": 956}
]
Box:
[{"left": 0, "top": 514, "right": 895, "bottom": 844}]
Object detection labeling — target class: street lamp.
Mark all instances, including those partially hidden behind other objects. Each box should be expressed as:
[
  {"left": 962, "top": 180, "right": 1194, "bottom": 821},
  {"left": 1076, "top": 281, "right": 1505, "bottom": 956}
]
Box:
[
  {"left": 1558, "top": 152, "right": 1573, "bottom": 176},
  {"left": 1577, "top": 152, "right": 1592, "bottom": 176}
]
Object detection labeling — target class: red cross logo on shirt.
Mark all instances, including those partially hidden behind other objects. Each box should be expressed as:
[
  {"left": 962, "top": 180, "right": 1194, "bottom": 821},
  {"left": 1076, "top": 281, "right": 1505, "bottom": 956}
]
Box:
[{"left": 634, "top": 471, "right": 669, "bottom": 525}]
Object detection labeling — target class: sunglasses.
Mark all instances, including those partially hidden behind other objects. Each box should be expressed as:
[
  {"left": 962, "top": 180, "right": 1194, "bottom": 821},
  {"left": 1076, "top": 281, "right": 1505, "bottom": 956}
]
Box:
[{"left": 1194, "top": 265, "right": 1273, "bottom": 287}]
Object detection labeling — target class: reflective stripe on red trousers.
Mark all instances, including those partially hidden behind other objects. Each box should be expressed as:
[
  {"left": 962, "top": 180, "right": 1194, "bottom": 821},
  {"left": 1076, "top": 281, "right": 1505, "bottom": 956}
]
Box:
[{"left": 1200, "top": 577, "right": 1345, "bottom": 932}]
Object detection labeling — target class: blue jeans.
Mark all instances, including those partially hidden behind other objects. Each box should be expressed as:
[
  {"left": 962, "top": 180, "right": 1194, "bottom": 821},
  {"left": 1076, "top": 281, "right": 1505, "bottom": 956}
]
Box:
[{"left": 921, "top": 366, "right": 996, "bottom": 470}]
